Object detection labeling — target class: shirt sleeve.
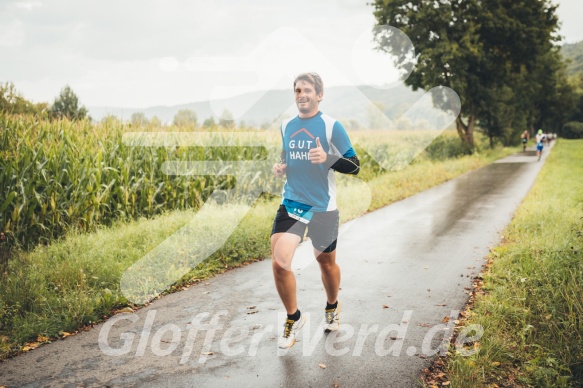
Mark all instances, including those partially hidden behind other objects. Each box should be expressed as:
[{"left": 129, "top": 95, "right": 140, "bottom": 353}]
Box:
[
  {"left": 322, "top": 120, "right": 359, "bottom": 175},
  {"left": 331, "top": 121, "right": 356, "bottom": 158}
]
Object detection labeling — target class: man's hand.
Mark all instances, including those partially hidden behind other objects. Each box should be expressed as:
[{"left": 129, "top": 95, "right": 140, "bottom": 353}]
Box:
[
  {"left": 309, "top": 137, "right": 327, "bottom": 164},
  {"left": 273, "top": 163, "right": 287, "bottom": 178}
]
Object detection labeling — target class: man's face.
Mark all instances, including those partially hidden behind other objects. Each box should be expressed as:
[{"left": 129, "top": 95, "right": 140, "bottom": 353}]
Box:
[{"left": 295, "top": 80, "right": 322, "bottom": 117}]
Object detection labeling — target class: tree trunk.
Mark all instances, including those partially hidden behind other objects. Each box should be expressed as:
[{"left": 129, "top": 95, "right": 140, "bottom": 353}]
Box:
[{"left": 455, "top": 115, "right": 476, "bottom": 151}]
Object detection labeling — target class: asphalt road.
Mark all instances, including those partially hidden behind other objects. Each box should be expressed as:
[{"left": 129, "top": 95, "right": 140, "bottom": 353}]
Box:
[{"left": 0, "top": 146, "right": 552, "bottom": 388}]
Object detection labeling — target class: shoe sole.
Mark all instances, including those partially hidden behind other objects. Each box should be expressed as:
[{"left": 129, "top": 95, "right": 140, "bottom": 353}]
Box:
[{"left": 324, "top": 301, "right": 341, "bottom": 332}]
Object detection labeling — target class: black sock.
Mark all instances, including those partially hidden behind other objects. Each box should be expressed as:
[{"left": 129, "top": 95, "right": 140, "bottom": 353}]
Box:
[
  {"left": 287, "top": 309, "right": 301, "bottom": 321},
  {"left": 326, "top": 301, "right": 338, "bottom": 310}
]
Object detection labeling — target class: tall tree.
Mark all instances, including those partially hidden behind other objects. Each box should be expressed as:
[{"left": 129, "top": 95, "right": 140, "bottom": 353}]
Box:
[
  {"left": 49, "top": 85, "right": 88, "bottom": 120},
  {"left": 173, "top": 109, "right": 198, "bottom": 128},
  {"left": 218, "top": 109, "right": 235, "bottom": 128},
  {"left": 372, "top": 0, "right": 561, "bottom": 149},
  {"left": 202, "top": 116, "right": 217, "bottom": 128},
  {"left": 0, "top": 82, "right": 47, "bottom": 116},
  {"left": 130, "top": 112, "right": 149, "bottom": 127}
]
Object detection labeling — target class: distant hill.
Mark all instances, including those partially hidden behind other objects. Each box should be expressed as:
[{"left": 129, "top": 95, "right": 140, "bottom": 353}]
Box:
[
  {"left": 561, "top": 40, "right": 583, "bottom": 77},
  {"left": 89, "top": 84, "right": 424, "bottom": 127}
]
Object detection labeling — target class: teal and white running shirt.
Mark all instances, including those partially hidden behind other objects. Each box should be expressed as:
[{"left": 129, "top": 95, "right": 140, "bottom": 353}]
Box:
[{"left": 280, "top": 111, "right": 356, "bottom": 212}]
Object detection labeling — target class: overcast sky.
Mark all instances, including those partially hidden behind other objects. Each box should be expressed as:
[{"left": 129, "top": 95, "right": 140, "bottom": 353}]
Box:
[{"left": 1, "top": 0, "right": 582, "bottom": 111}]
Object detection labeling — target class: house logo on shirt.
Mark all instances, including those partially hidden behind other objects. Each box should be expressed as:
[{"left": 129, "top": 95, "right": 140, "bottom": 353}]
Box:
[{"left": 288, "top": 128, "right": 315, "bottom": 160}]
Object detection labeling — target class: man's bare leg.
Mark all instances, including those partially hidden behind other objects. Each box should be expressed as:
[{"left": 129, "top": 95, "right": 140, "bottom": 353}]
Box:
[
  {"left": 271, "top": 232, "right": 302, "bottom": 314},
  {"left": 314, "top": 249, "right": 341, "bottom": 304}
]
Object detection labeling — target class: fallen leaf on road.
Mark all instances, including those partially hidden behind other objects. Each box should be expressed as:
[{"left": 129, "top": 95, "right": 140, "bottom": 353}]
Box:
[
  {"left": 201, "top": 352, "right": 214, "bottom": 356},
  {"left": 436, "top": 304, "right": 447, "bottom": 306},
  {"left": 442, "top": 317, "right": 450, "bottom": 323},
  {"left": 247, "top": 306, "right": 256, "bottom": 309},
  {"left": 118, "top": 307, "right": 134, "bottom": 313},
  {"left": 201, "top": 291, "right": 209, "bottom": 294},
  {"left": 247, "top": 310, "right": 258, "bottom": 314},
  {"left": 22, "top": 342, "right": 40, "bottom": 352},
  {"left": 318, "top": 363, "right": 326, "bottom": 369},
  {"left": 382, "top": 305, "right": 389, "bottom": 309}
]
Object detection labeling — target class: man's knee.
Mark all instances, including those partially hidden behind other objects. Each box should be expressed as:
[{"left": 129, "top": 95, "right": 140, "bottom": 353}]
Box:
[
  {"left": 315, "top": 251, "right": 336, "bottom": 268},
  {"left": 272, "top": 257, "right": 292, "bottom": 273}
]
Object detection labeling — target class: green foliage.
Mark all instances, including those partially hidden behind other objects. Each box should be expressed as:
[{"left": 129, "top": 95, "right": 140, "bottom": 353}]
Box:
[
  {"left": 446, "top": 140, "right": 583, "bottom": 386},
  {"left": 130, "top": 112, "right": 149, "bottom": 126},
  {"left": 0, "top": 115, "right": 277, "bottom": 250},
  {"left": 49, "top": 85, "right": 88, "bottom": 120},
  {"left": 149, "top": 115, "right": 162, "bottom": 128},
  {"left": 424, "top": 133, "right": 472, "bottom": 160},
  {"left": 562, "top": 121, "right": 583, "bottom": 139},
  {"left": 371, "top": 0, "right": 570, "bottom": 149},
  {"left": 172, "top": 109, "right": 198, "bottom": 128},
  {"left": 202, "top": 116, "right": 216, "bottom": 128},
  {"left": 561, "top": 40, "right": 583, "bottom": 77},
  {"left": 0, "top": 82, "right": 48, "bottom": 116},
  {"left": 218, "top": 109, "right": 235, "bottom": 129}
]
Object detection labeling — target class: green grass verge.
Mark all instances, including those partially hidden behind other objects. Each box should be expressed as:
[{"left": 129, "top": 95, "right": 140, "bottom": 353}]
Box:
[
  {"left": 0, "top": 143, "right": 517, "bottom": 359},
  {"left": 443, "top": 139, "right": 583, "bottom": 387}
]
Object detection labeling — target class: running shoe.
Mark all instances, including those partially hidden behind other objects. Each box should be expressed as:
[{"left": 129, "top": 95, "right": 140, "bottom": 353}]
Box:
[
  {"left": 324, "top": 301, "right": 341, "bottom": 332},
  {"left": 278, "top": 315, "right": 306, "bottom": 349}
]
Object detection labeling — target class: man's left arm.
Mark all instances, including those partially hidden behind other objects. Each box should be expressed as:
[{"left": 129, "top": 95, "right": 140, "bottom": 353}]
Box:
[
  {"left": 324, "top": 121, "right": 360, "bottom": 175},
  {"left": 324, "top": 153, "right": 360, "bottom": 175}
]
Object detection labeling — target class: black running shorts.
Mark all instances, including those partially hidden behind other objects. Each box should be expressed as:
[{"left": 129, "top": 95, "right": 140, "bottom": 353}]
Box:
[{"left": 271, "top": 205, "right": 339, "bottom": 253}]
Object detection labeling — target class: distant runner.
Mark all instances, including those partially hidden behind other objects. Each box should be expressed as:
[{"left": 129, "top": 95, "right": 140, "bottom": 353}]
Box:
[
  {"left": 271, "top": 72, "right": 360, "bottom": 349},
  {"left": 535, "top": 129, "right": 546, "bottom": 161},
  {"left": 520, "top": 130, "right": 529, "bottom": 152}
]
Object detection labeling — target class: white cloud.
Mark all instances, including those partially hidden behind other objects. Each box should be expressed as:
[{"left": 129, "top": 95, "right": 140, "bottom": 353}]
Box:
[
  {"left": 2, "top": 0, "right": 582, "bottom": 108},
  {"left": 0, "top": 19, "right": 24, "bottom": 47},
  {"left": 15, "top": 1, "right": 42, "bottom": 11}
]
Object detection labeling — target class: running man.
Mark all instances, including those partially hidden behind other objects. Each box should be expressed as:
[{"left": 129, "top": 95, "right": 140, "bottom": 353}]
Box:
[
  {"left": 535, "top": 129, "right": 546, "bottom": 161},
  {"left": 520, "top": 130, "right": 529, "bottom": 152},
  {"left": 271, "top": 72, "right": 360, "bottom": 349}
]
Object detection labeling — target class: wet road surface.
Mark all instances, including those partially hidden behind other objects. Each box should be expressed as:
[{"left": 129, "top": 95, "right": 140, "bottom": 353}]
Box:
[{"left": 0, "top": 147, "right": 551, "bottom": 388}]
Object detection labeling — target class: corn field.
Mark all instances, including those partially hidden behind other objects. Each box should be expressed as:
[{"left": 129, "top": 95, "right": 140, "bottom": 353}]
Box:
[
  {"left": 0, "top": 115, "right": 277, "bottom": 249},
  {"left": 1, "top": 114, "right": 465, "bottom": 250}
]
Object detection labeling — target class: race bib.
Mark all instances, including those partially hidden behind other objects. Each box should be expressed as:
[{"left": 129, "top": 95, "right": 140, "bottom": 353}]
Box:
[{"left": 285, "top": 205, "right": 314, "bottom": 224}]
